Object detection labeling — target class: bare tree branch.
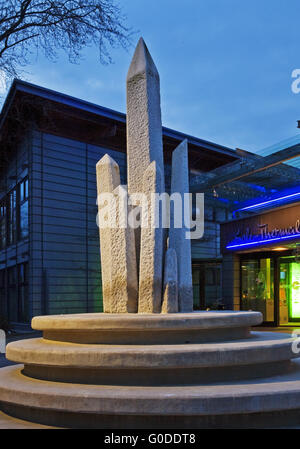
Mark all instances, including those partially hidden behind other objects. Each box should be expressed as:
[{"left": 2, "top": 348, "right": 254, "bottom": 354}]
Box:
[{"left": 0, "top": 0, "right": 131, "bottom": 80}]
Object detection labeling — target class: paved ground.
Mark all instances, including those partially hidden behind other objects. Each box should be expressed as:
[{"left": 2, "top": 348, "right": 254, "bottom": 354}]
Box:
[
  {"left": 255, "top": 326, "right": 300, "bottom": 334},
  {"left": 0, "top": 411, "right": 55, "bottom": 429}
]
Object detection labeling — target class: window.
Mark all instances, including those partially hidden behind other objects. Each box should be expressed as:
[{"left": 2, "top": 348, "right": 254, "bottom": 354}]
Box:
[
  {"left": 205, "top": 206, "right": 214, "bottom": 221},
  {"left": 8, "top": 188, "right": 17, "bottom": 245},
  {"left": 7, "top": 263, "right": 29, "bottom": 323},
  {"left": 0, "top": 200, "right": 6, "bottom": 250},
  {"left": 0, "top": 269, "right": 5, "bottom": 317},
  {"left": 215, "top": 208, "right": 226, "bottom": 222},
  {"left": 192, "top": 262, "right": 222, "bottom": 310},
  {"left": 0, "top": 177, "right": 29, "bottom": 249},
  {"left": 19, "top": 177, "right": 29, "bottom": 240},
  {"left": 18, "top": 262, "right": 29, "bottom": 323},
  {"left": 8, "top": 266, "right": 17, "bottom": 322},
  {"left": 241, "top": 258, "right": 274, "bottom": 323}
]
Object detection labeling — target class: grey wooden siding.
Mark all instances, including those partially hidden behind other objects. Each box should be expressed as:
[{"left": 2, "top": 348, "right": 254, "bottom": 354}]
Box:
[{"left": 30, "top": 131, "right": 127, "bottom": 316}]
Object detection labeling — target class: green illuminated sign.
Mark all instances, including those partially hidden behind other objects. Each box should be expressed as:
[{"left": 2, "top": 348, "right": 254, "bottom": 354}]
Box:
[{"left": 291, "top": 263, "right": 300, "bottom": 319}]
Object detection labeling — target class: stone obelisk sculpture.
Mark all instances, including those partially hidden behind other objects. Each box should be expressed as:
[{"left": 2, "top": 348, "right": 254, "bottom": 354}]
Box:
[
  {"left": 126, "top": 38, "right": 165, "bottom": 312},
  {"left": 169, "top": 140, "right": 193, "bottom": 312},
  {"left": 97, "top": 37, "right": 193, "bottom": 314},
  {"left": 138, "top": 161, "right": 164, "bottom": 312},
  {"left": 96, "top": 156, "right": 138, "bottom": 313},
  {"left": 126, "top": 37, "right": 165, "bottom": 194}
]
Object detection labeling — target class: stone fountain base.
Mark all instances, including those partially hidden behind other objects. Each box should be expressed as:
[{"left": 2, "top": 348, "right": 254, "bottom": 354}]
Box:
[{"left": 1, "top": 311, "right": 300, "bottom": 428}]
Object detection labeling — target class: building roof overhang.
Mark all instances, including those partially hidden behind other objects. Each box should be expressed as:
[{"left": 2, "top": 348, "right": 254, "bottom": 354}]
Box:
[{"left": 0, "top": 79, "right": 239, "bottom": 172}]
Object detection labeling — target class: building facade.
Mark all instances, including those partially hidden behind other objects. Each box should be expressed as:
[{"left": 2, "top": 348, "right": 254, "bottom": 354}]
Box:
[{"left": 221, "top": 201, "right": 300, "bottom": 326}]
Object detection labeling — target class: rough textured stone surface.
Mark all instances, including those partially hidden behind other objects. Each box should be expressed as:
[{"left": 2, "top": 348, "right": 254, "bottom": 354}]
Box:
[
  {"left": 96, "top": 154, "right": 120, "bottom": 312},
  {"left": 138, "top": 162, "right": 164, "bottom": 313},
  {"left": 109, "top": 186, "right": 138, "bottom": 313},
  {"left": 169, "top": 140, "right": 193, "bottom": 312},
  {"left": 96, "top": 157, "right": 138, "bottom": 313},
  {"left": 162, "top": 248, "right": 178, "bottom": 313},
  {"left": 126, "top": 37, "right": 165, "bottom": 196}
]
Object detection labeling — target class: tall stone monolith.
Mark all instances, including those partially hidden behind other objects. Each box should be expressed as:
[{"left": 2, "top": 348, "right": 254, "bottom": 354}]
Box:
[
  {"left": 109, "top": 185, "right": 138, "bottom": 313},
  {"left": 169, "top": 140, "right": 193, "bottom": 312},
  {"left": 138, "top": 161, "right": 164, "bottom": 313},
  {"left": 96, "top": 154, "right": 120, "bottom": 312},
  {"left": 161, "top": 248, "right": 178, "bottom": 314},
  {"left": 126, "top": 37, "right": 165, "bottom": 195},
  {"left": 126, "top": 37, "right": 166, "bottom": 313},
  {"left": 96, "top": 155, "right": 138, "bottom": 313}
]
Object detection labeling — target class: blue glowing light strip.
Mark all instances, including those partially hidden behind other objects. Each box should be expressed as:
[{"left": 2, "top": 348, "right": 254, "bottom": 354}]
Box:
[
  {"left": 226, "top": 232, "right": 300, "bottom": 250},
  {"left": 237, "top": 191, "right": 300, "bottom": 212}
]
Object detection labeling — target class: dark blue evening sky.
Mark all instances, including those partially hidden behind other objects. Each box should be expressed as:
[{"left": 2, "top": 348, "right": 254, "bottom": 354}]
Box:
[{"left": 3, "top": 0, "right": 300, "bottom": 153}]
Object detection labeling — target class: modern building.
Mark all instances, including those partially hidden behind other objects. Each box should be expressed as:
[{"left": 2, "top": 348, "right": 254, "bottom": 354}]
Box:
[
  {"left": 0, "top": 79, "right": 242, "bottom": 329},
  {"left": 219, "top": 139, "right": 300, "bottom": 327}
]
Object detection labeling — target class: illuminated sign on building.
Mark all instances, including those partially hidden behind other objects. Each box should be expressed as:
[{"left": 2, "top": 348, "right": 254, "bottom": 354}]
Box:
[
  {"left": 221, "top": 203, "right": 300, "bottom": 252},
  {"left": 226, "top": 219, "right": 300, "bottom": 250}
]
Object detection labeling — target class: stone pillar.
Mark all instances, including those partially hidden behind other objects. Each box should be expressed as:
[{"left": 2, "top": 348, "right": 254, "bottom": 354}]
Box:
[
  {"left": 96, "top": 155, "right": 138, "bottom": 313},
  {"left": 138, "top": 161, "right": 164, "bottom": 313},
  {"left": 126, "top": 37, "right": 165, "bottom": 196},
  {"left": 109, "top": 185, "right": 138, "bottom": 313},
  {"left": 169, "top": 140, "right": 193, "bottom": 312},
  {"left": 96, "top": 155, "right": 120, "bottom": 312},
  {"left": 161, "top": 248, "right": 178, "bottom": 313}
]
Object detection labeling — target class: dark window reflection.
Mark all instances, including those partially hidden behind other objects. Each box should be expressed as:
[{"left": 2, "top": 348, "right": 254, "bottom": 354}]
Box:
[
  {"left": 19, "top": 177, "right": 29, "bottom": 240},
  {"left": 8, "top": 266, "right": 17, "bottom": 322},
  {"left": 8, "top": 188, "right": 17, "bottom": 245},
  {"left": 0, "top": 201, "right": 6, "bottom": 249},
  {"left": 6, "top": 262, "right": 29, "bottom": 323}
]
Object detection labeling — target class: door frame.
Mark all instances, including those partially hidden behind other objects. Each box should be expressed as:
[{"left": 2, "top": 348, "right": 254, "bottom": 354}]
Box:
[
  {"left": 192, "top": 259, "right": 222, "bottom": 310},
  {"left": 239, "top": 250, "right": 294, "bottom": 327}
]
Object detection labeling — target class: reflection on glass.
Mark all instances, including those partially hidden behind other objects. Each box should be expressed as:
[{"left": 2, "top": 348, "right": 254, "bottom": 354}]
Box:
[
  {"left": 192, "top": 263, "right": 222, "bottom": 310},
  {"left": 0, "top": 202, "right": 6, "bottom": 249},
  {"left": 241, "top": 258, "right": 274, "bottom": 322},
  {"left": 20, "top": 201, "right": 28, "bottom": 239},
  {"left": 280, "top": 257, "right": 300, "bottom": 324}
]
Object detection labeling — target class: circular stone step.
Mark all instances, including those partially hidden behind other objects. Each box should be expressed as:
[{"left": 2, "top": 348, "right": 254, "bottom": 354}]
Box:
[
  {"left": 6, "top": 332, "right": 297, "bottom": 370},
  {"left": 31, "top": 311, "right": 263, "bottom": 344},
  {"left": 2, "top": 360, "right": 300, "bottom": 424}
]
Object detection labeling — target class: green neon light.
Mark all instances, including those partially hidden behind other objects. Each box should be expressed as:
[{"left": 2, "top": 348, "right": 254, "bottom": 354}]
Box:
[{"left": 291, "top": 263, "right": 300, "bottom": 319}]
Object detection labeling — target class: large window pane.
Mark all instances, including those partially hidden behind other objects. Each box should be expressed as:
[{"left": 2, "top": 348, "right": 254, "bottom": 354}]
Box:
[
  {"left": 0, "top": 201, "right": 6, "bottom": 249},
  {"left": 279, "top": 257, "right": 300, "bottom": 324},
  {"left": 8, "top": 188, "right": 17, "bottom": 245},
  {"left": 241, "top": 258, "right": 274, "bottom": 322},
  {"left": 18, "top": 263, "right": 29, "bottom": 322},
  {"left": 19, "top": 178, "right": 29, "bottom": 240},
  {"left": 8, "top": 266, "right": 18, "bottom": 322}
]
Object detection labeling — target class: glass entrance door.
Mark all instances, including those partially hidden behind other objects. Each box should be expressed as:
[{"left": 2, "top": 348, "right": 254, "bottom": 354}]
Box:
[
  {"left": 241, "top": 258, "right": 275, "bottom": 323},
  {"left": 279, "top": 257, "right": 300, "bottom": 324}
]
